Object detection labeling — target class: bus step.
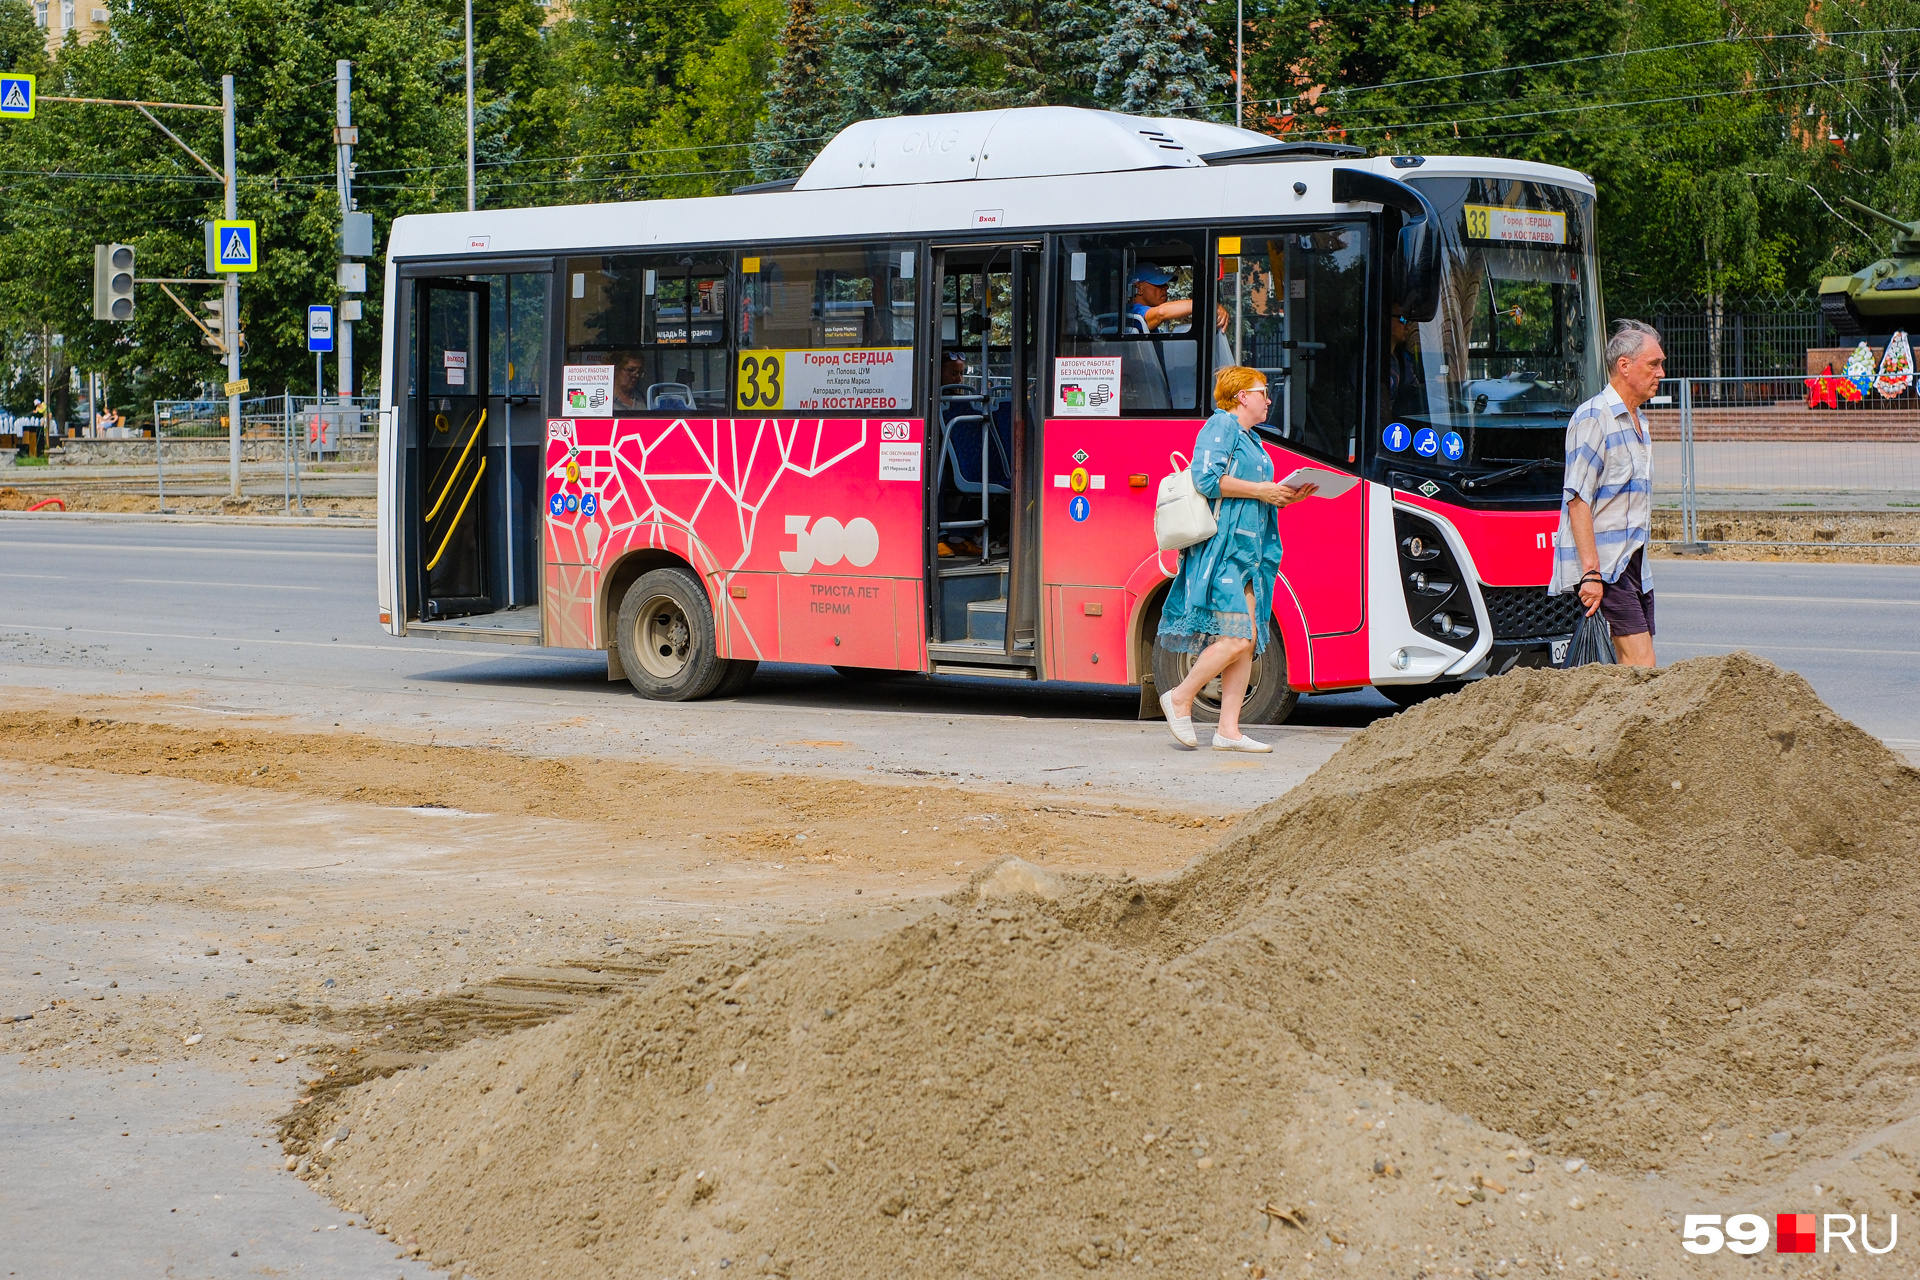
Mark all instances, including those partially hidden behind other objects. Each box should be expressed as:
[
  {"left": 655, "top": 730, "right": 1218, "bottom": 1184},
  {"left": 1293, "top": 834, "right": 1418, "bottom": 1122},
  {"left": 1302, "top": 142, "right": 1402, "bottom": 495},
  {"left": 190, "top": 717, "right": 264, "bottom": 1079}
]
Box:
[
  {"left": 966, "top": 597, "right": 1007, "bottom": 644},
  {"left": 933, "top": 662, "right": 1036, "bottom": 680}
]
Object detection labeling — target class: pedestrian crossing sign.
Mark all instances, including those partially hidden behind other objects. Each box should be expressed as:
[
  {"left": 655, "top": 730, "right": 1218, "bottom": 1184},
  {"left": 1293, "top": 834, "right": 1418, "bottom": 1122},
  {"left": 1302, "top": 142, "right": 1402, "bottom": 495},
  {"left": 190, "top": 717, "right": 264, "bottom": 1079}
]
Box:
[
  {"left": 0, "top": 74, "right": 34, "bottom": 119},
  {"left": 213, "top": 220, "right": 258, "bottom": 273}
]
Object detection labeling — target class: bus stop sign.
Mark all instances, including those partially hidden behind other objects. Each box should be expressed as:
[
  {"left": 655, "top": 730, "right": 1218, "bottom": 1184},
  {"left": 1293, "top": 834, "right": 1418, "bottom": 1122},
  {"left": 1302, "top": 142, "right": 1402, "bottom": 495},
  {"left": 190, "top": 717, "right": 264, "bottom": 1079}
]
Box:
[{"left": 307, "top": 305, "right": 334, "bottom": 353}]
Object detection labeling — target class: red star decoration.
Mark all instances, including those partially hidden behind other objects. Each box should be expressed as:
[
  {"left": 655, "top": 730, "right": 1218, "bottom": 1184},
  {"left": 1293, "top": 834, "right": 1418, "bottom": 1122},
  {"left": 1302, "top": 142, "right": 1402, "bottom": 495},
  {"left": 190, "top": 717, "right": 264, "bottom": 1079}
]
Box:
[{"left": 1806, "top": 367, "right": 1840, "bottom": 409}]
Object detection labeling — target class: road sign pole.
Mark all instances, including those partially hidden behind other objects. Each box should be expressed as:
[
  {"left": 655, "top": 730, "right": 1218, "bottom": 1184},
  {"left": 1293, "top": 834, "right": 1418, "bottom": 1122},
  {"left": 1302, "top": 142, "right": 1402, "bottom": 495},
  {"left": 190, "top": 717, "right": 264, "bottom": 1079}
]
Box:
[
  {"left": 336, "top": 61, "right": 355, "bottom": 403},
  {"left": 153, "top": 399, "right": 166, "bottom": 513},
  {"left": 223, "top": 73, "right": 240, "bottom": 500}
]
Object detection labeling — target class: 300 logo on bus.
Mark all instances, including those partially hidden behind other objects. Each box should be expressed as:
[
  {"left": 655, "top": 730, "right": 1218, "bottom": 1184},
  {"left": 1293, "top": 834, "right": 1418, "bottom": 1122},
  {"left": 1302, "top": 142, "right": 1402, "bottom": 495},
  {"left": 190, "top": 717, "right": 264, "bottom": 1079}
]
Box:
[{"left": 780, "top": 515, "right": 879, "bottom": 574}]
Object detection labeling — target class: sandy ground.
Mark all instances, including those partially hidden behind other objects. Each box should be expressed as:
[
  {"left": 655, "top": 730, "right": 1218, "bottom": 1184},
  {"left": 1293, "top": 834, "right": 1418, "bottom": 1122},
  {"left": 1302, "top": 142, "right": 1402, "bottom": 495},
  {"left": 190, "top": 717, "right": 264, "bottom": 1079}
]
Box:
[
  {"left": 0, "top": 485, "right": 374, "bottom": 518},
  {"left": 0, "top": 693, "right": 1227, "bottom": 1275},
  {"left": 1651, "top": 511, "right": 1920, "bottom": 564}
]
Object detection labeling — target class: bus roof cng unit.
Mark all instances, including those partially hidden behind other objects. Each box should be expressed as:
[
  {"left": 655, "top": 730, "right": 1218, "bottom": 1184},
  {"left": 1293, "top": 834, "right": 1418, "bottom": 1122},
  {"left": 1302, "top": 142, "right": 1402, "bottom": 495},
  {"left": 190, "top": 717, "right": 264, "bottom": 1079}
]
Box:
[{"left": 377, "top": 107, "right": 1599, "bottom": 721}]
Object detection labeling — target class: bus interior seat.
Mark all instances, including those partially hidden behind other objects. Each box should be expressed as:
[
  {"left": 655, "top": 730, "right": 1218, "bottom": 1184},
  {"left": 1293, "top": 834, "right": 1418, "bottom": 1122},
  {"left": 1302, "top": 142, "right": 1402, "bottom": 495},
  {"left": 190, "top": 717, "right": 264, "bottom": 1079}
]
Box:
[
  {"left": 1090, "top": 339, "right": 1172, "bottom": 413},
  {"left": 647, "top": 382, "right": 695, "bottom": 411},
  {"left": 1161, "top": 342, "right": 1198, "bottom": 409},
  {"left": 941, "top": 410, "right": 1012, "bottom": 496}
]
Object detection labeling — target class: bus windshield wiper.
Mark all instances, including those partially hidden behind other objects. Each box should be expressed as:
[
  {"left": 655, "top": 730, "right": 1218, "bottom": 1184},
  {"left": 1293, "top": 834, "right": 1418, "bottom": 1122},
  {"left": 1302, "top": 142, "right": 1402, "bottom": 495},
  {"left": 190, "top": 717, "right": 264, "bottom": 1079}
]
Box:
[{"left": 1457, "top": 457, "right": 1558, "bottom": 491}]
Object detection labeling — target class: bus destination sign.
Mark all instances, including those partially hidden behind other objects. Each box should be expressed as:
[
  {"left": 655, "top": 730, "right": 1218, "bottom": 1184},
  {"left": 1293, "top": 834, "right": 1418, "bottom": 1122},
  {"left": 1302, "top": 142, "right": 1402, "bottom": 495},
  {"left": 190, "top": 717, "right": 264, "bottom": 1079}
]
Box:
[
  {"left": 1462, "top": 204, "right": 1567, "bottom": 245},
  {"left": 736, "top": 347, "right": 914, "bottom": 413}
]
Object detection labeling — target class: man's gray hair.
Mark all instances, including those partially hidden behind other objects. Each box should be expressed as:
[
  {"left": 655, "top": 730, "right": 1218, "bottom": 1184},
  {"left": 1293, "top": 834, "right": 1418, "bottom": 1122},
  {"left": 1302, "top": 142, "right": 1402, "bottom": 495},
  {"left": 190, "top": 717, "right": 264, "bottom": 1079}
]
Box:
[{"left": 1606, "top": 318, "right": 1661, "bottom": 370}]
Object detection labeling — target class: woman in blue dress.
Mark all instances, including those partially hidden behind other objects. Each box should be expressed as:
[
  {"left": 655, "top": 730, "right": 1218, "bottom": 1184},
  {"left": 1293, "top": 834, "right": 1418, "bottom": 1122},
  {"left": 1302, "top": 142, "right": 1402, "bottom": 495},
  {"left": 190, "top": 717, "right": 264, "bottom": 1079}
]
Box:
[{"left": 1158, "top": 366, "right": 1316, "bottom": 752}]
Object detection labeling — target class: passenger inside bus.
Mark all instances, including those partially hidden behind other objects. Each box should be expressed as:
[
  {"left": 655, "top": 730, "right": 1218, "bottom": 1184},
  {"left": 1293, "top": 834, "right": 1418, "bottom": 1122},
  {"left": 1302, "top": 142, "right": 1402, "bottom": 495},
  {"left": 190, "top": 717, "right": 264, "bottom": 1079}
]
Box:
[
  {"left": 1127, "top": 264, "right": 1190, "bottom": 332},
  {"left": 1384, "top": 314, "right": 1425, "bottom": 417},
  {"left": 612, "top": 350, "right": 645, "bottom": 412}
]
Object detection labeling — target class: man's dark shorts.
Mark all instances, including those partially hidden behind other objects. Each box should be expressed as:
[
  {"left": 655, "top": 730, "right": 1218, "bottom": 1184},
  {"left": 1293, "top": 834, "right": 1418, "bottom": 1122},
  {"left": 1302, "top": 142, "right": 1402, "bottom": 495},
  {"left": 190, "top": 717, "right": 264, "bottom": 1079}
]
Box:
[{"left": 1599, "top": 549, "right": 1655, "bottom": 638}]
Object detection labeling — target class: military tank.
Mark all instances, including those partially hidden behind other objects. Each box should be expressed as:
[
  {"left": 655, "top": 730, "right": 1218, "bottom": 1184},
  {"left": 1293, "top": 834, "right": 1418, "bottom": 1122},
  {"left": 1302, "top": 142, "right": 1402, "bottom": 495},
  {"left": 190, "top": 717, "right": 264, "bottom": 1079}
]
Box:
[{"left": 1819, "top": 196, "right": 1920, "bottom": 336}]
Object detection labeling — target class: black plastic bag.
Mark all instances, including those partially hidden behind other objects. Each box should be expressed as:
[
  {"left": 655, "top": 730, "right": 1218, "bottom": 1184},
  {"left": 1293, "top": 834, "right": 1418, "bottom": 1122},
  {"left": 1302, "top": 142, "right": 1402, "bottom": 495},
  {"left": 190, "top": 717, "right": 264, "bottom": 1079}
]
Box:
[{"left": 1564, "top": 608, "right": 1616, "bottom": 668}]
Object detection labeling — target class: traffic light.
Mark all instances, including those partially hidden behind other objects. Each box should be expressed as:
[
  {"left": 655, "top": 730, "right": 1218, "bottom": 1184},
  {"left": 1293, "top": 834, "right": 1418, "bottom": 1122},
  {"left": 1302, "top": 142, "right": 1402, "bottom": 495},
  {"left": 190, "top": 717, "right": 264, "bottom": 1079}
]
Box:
[
  {"left": 200, "top": 295, "right": 244, "bottom": 353},
  {"left": 92, "top": 243, "right": 134, "bottom": 321}
]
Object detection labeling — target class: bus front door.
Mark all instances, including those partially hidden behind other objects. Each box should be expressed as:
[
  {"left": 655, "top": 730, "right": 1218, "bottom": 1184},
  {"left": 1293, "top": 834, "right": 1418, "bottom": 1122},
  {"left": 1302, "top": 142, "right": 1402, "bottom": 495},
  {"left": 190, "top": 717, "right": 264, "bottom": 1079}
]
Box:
[
  {"left": 927, "top": 244, "right": 1041, "bottom": 670},
  {"left": 411, "top": 278, "right": 493, "bottom": 621}
]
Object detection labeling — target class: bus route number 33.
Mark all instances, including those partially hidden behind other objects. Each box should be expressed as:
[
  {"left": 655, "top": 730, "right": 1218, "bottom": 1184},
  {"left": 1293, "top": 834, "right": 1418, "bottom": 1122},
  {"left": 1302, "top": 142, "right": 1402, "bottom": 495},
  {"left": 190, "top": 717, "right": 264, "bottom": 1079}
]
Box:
[{"left": 737, "top": 352, "right": 783, "bottom": 410}]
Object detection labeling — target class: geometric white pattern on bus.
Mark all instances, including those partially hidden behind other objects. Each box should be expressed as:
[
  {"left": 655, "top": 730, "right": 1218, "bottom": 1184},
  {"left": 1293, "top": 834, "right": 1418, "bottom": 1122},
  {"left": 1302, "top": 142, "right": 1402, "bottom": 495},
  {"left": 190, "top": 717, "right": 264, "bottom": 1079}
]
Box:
[{"left": 545, "top": 416, "right": 871, "bottom": 655}]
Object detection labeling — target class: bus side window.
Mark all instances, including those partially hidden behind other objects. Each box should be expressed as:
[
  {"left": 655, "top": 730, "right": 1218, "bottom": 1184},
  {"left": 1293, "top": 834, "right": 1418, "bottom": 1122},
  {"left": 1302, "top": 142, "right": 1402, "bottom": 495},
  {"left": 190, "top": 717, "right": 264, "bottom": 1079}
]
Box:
[
  {"left": 1054, "top": 231, "right": 1204, "bottom": 416},
  {"left": 1217, "top": 227, "right": 1369, "bottom": 464},
  {"left": 737, "top": 243, "right": 917, "bottom": 412},
  {"left": 565, "top": 254, "right": 731, "bottom": 413}
]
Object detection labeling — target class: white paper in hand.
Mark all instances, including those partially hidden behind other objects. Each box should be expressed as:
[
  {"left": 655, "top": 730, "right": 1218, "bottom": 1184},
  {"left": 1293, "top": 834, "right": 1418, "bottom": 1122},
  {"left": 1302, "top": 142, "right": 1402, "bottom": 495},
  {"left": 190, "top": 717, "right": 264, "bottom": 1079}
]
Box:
[{"left": 1277, "top": 466, "right": 1359, "bottom": 499}]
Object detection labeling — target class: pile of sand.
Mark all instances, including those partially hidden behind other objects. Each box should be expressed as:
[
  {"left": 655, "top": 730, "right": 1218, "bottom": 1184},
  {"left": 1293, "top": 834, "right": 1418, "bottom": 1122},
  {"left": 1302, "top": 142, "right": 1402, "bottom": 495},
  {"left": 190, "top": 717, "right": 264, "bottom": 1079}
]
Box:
[{"left": 296, "top": 655, "right": 1920, "bottom": 1278}]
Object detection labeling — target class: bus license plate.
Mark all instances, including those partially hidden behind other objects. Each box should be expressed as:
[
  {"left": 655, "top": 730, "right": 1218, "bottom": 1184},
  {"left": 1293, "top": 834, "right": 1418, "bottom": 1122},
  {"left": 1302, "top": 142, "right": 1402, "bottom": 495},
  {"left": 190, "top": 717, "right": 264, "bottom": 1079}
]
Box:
[{"left": 1551, "top": 639, "right": 1570, "bottom": 666}]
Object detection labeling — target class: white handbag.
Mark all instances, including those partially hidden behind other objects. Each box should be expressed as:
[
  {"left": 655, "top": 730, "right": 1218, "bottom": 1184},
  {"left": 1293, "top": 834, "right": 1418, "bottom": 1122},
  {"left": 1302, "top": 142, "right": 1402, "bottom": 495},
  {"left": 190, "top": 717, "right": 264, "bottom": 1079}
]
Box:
[{"left": 1153, "top": 451, "right": 1220, "bottom": 552}]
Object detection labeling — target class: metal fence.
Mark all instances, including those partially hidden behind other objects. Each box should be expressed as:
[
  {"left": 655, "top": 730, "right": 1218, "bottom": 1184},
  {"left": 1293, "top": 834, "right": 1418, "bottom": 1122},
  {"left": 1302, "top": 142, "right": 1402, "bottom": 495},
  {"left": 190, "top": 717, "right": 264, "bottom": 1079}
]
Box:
[
  {"left": 1656, "top": 376, "right": 1920, "bottom": 548},
  {"left": 1635, "top": 295, "right": 1827, "bottom": 381},
  {"left": 151, "top": 393, "right": 375, "bottom": 514}
]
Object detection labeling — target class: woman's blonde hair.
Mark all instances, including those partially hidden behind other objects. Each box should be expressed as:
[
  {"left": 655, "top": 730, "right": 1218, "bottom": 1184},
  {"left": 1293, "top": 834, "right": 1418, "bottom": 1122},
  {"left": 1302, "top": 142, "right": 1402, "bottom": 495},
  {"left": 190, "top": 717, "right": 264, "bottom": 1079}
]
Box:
[{"left": 1214, "top": 365, "right": 1267, "bottom": 411}]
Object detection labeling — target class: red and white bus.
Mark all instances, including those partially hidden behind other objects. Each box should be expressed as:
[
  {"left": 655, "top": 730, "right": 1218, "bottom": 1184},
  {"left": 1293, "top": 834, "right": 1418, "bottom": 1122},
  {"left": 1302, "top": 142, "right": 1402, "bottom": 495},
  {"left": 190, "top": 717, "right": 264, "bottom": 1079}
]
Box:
[{"left": 376, "top": 106, "right": 1593, "bottom": 722}]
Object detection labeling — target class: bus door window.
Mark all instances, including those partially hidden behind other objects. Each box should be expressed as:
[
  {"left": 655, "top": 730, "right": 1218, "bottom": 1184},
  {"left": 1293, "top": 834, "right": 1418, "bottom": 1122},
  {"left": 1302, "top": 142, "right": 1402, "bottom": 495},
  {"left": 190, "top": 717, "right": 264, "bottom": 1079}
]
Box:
[
  {"left": 1054, "top": 231, "right": 1205, "bottom": 414},
  {"left": 938, "top": 255, "right": 1018, "bottom": 563},
  {"left": 412, "top": 278, "right": 492, "bottom": 620},
  {"left": 1218, "top": 226, "right": 1370, "bottom": 649},
  {"left": 565, "top": 255, "right": 731, "bottom": 413},
  {"left": 473, "top": 271, "right": 547, "bottom": 611}
]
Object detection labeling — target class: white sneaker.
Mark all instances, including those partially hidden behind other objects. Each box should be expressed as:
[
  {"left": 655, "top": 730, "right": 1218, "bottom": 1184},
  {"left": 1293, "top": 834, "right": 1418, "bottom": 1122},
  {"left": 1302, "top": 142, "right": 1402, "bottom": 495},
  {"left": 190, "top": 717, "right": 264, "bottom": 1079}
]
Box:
[
  {"left": 1212, "top": 732, "right": 1272, "bottom": 753},
  {"left": 1159, "top": 691, "right": 1198, "bottom": 748}
]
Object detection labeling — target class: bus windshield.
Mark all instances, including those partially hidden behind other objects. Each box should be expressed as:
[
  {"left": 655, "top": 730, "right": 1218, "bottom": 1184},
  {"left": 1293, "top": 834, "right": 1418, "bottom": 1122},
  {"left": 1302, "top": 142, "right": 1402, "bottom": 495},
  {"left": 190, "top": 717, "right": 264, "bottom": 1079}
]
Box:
[{"left": 1387, "top": 177, "right": 1603, "bottom": 491}]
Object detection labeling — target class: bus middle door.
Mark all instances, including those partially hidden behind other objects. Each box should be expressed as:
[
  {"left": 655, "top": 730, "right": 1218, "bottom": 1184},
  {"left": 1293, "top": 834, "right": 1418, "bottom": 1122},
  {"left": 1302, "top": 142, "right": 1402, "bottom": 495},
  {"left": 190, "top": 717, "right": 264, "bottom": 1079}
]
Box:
[{"left": 925, "top": 243, "right": 1041, "bottom": 672}]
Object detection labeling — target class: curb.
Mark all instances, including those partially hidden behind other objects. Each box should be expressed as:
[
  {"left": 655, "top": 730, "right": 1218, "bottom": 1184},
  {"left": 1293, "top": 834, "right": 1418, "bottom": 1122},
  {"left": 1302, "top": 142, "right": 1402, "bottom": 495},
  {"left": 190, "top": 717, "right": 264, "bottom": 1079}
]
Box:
[{"left": 0, "top": 509, "right": 375, "bottom": 529}]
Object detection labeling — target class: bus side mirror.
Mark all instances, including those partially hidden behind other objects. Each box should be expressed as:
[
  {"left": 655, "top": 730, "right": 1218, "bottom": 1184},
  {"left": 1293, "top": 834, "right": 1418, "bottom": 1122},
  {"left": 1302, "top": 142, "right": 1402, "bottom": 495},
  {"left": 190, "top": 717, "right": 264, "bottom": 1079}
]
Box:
[{"left": 1332, "top": 168, "right": 1442, "bottom": 324}]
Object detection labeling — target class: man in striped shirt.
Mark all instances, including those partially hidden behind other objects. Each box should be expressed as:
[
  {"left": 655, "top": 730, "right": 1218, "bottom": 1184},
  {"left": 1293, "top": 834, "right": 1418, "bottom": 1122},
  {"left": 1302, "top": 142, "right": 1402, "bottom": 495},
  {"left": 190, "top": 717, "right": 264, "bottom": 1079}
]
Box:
[{"left": 1550, "top": 319, "right": 1665, "bottom": 667}]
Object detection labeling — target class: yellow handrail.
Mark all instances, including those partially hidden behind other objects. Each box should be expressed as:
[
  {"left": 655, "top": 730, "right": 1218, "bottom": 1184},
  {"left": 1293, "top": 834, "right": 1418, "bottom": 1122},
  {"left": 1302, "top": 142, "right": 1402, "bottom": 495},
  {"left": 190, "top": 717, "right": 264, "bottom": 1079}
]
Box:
[
  {"left": 425, "top": 456, "right": 487, "bottom": 572},
  {"left": 425, "top": 408, "right": 486, "bottom": 522},
  {"left": 423, "top": 408, "right": 475, "bottom": 502}
]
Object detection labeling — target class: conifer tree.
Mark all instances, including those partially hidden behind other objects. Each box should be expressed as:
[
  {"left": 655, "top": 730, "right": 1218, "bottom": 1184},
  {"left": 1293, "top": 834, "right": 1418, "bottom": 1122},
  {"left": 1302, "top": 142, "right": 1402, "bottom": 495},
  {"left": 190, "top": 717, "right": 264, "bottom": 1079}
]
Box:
[
  {"left": 833, "top": 0, "right": 964, "bottom": 121},
  {"left": 752, "top": 0, "right": 843, "bottom": 180},
  {"left": 1095, "top": 0, "right": 1224, "bottom": 117},
  {"left": 940, "top": 0, "right": 1108, "bottom": 109}
]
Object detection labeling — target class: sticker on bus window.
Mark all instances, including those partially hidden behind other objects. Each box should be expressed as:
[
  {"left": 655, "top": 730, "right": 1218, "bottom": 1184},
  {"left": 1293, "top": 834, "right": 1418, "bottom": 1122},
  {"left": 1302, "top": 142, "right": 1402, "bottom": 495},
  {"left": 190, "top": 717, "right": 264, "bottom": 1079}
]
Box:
[
  {"left": 735, "top": 348, "right": 913, "bottom": 413},
  {"left": 1463, "top": 205, "right": 1567, "bottom": 245},
  {"left": 1053, "top": 357, "right": 1121, "bottom": 417},
  {"left": 562, "top": 365, "right": 614, "bottom": 416}
]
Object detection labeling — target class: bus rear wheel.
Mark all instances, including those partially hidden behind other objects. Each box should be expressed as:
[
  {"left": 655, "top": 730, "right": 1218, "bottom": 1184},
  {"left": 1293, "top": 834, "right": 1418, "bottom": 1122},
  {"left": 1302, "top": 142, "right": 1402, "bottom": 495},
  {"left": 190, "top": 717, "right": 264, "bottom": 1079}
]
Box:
[
  {"left": 1151, "top": 620, "right": 1299, "bottom": 727},
  {"left": 617, "top": 568, "right": 733, "bottom": 701}
]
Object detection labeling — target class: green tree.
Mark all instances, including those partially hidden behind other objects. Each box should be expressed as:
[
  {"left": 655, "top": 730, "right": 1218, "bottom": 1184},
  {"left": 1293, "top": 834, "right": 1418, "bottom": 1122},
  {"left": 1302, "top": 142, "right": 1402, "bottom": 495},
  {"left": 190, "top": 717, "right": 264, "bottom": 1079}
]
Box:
[
  {"left": 0, "top": 0, "right": 474, "bottom": 408},
  {"left": 939, "top": 0, "right": 1109, "bottom": 109},
  {"left": 1096, "top": 0, "right": 1224, "bottom": 116},
  {"left": 833, "top": 0, "right": 964, "bottom": 120},
  {"left": 752, "top": 0, "right": 842, "bottom": 181},
  {"left": 555, "top": 0, "right": 781, "bottom": 200}
]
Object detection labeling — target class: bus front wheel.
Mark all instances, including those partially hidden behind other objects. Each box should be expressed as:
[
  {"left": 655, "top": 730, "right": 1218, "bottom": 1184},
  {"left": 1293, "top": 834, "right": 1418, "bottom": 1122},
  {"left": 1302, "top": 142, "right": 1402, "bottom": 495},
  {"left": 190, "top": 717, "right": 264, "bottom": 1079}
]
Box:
[
  {"left": 616, "top": 568, "right": 734, "bottom": 701},
  {"left": 1151, "top": 620, "right": 1299, "bottom": 727}
]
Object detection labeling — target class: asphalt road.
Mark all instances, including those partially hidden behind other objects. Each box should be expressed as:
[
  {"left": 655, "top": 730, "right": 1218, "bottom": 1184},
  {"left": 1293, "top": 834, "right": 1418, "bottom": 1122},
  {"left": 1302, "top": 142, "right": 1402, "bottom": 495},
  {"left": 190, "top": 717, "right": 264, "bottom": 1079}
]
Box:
[{"left": 3, "top": 517, "right": 1920, "bottom": 767}]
